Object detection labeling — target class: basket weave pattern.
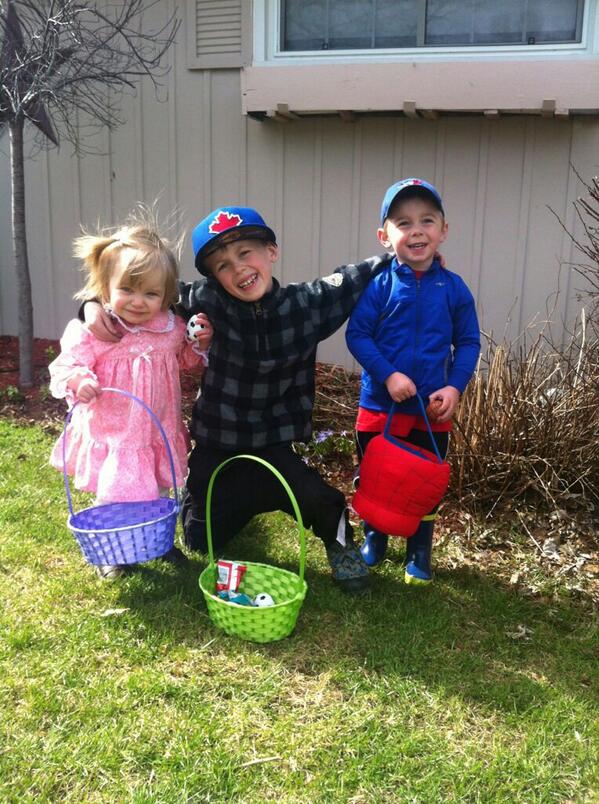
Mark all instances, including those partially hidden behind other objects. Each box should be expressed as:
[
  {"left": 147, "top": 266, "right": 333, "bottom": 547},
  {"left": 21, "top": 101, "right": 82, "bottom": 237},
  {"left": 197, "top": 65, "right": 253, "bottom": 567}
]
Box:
[
  {"left": 200, "top": 562, "right": 307, "bottom": 643},
  {"left": 198, "top": 454, "right": 308, "bottom": 643},
  {"left": 70, "top": 498, "right": 176, "bottom": 565},
  {"left": 63, "top": 389, "right": 178, "bottom": 566}
]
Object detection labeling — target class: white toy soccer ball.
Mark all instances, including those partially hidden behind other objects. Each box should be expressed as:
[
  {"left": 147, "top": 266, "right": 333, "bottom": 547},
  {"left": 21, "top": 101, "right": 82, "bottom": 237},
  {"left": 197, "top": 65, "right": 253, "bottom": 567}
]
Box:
[
  {"left": 253, "top": 592, "right": 275, "bottom": 607},
  {"left": 186, "top": 314, "right": 206, "bottom": 342}
]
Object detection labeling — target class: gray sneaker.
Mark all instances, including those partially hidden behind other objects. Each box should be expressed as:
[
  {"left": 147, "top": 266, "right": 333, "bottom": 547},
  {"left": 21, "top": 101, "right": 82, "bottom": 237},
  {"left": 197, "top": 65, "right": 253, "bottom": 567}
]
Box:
[{"left": 325, "top": 539, "right": 370, "bottom": 593}]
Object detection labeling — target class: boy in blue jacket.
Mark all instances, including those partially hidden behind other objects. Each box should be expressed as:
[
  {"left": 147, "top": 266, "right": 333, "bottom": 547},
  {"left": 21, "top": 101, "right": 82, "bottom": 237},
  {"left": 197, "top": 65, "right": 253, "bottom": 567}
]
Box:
[{"left": 346, "top": 178, "right": 480, "bottom": 583}]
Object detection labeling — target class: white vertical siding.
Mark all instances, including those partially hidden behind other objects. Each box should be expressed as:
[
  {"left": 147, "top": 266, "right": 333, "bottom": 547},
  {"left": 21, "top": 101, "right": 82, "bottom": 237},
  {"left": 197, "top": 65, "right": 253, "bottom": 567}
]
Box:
[{"left": 1, "top": 6, "right": 599, "bottom": 368}]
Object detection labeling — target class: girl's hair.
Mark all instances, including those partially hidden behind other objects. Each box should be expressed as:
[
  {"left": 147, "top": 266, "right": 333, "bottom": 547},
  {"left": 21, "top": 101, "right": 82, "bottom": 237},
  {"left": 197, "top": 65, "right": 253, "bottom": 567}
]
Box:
[{"left": 74, "top": 207, "right": 180, "bottom": 309}]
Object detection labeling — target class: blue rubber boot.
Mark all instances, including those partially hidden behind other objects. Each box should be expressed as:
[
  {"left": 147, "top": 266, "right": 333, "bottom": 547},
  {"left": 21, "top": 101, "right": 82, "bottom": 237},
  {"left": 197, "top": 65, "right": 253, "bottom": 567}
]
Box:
[
  {"left": 359, "top": 524, "right": 389, "bottom": 567},
  {"left": 405, "top": 519, "right": 434, "bottom": 585}
]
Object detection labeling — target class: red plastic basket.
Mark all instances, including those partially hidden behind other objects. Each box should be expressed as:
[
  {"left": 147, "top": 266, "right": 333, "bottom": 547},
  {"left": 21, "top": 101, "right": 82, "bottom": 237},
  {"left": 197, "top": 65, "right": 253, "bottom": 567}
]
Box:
[{"left": 353, "top": 395, "right": 450, "bottom": 538}]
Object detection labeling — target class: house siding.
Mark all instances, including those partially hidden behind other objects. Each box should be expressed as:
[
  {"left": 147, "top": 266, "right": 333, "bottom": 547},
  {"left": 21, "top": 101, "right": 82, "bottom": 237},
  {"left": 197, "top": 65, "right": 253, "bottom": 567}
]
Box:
[{"left": 1, "top": 1, "right": 598, "bottom": 369}]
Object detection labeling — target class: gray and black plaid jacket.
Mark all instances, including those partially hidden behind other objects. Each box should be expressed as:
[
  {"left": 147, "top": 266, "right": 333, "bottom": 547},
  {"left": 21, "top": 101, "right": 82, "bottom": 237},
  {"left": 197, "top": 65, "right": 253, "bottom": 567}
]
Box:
[{"left": 178, "top": 254, "right": 391, "bottom": 450}]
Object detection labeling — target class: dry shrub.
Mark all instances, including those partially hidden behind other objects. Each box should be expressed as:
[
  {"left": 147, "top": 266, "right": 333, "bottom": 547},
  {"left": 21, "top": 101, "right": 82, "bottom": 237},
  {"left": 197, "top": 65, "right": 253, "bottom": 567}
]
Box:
[
  {"left": 313, "top": 363, "right": 360, "bottom": 432},
  {"left": 451, "top": 173, "right": 599, "bottom": 521},
  {"left": 312, "top": 317, "right": 599, "bottom": 523},
  {"left": 565, "top": 173, "right": 599, "bottom": 305},
  {"left": 452, "top": 316, "right": 598, "bottom": 519}
]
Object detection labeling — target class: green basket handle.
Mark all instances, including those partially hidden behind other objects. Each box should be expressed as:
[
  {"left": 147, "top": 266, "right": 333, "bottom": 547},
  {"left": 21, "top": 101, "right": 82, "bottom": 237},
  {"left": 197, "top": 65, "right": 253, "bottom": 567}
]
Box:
[{"left": 205, "top": 454, "right": 307, "bottom": 584}]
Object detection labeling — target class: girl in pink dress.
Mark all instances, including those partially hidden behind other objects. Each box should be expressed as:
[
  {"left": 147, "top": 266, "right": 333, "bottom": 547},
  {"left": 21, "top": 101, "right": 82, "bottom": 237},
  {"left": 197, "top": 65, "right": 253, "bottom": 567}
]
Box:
[{"left": 49, "top": 213, "right": 213, "bottom": 577}]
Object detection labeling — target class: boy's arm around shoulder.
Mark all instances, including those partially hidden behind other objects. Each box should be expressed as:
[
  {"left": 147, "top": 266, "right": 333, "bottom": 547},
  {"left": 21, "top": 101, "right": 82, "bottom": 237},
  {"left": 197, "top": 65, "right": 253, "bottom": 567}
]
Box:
[
  {"left": 176, "top": 276, "right": 222, "bottom": 323},
  {"left": 448, "top": 274, "right": 481, "bottom": 393},
  {"left": 306, "top": 252, "right": 393, "bottom": 340},
  {"left": 176, "top": 276, "right": 210, "bottom": 317}
]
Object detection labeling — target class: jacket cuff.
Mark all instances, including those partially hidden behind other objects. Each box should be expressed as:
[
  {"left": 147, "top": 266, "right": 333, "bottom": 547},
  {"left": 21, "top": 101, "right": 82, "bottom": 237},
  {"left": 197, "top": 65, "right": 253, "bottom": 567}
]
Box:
[
  {"left": 50, "top": 367, "right": 98, "bottom": 403},
  {"left": 369, "top": 356, "right": 398, "bottom": 386},
  {"left": 447, "top": 370, "right": 472, "bottom": 394}
]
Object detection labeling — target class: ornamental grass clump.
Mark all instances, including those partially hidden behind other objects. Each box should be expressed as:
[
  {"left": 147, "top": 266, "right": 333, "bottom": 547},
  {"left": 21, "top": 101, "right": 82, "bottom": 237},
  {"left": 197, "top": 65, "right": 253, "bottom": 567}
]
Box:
[
  {"left": 451, "top": 315, "right": 598, "bottom": 518},
  {"left": 451, "top": 173, "right": 599, "bottom": 521}
]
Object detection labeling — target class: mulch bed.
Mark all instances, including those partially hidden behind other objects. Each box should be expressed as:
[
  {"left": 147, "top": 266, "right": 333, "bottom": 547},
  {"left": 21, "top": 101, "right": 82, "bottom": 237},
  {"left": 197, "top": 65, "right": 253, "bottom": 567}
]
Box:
[
  {"left": 0, "top": 333, "right": 361, "bottom": 436},
  {"left": 0, "top": 336, "right": 64, "bottom": 428}
]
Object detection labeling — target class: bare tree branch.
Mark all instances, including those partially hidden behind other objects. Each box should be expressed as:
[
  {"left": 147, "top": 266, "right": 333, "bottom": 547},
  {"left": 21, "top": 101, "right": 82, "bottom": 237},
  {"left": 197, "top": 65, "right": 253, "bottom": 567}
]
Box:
[{"left": 0, "top": 0, "right": 179, "bottom": 386}]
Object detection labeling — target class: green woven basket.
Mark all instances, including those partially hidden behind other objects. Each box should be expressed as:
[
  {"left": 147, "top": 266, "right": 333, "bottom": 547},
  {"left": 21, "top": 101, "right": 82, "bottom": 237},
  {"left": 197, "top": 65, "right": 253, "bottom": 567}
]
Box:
[{"left": 198, "top": 455, "right": 308, "bottom": 643}]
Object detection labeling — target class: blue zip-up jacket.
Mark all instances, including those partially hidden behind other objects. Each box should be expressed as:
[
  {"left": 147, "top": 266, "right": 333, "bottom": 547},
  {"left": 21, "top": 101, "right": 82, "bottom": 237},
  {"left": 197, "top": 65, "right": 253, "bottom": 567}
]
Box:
[{"left": 345, "top": 258, "right": 481, "bottom": 415}]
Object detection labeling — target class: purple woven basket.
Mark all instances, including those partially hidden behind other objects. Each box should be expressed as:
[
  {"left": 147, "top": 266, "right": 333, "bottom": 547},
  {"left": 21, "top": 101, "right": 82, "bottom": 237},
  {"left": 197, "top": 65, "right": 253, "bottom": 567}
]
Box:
[{"left": 62, "top": 388, "right": 178, "bottom": 566}]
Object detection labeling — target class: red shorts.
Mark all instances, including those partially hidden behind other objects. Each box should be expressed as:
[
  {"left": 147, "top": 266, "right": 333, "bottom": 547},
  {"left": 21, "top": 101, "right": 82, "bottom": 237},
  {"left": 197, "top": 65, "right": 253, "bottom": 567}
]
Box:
[{"left": 356, "top": 406, "right": 452, "bottom": 437}]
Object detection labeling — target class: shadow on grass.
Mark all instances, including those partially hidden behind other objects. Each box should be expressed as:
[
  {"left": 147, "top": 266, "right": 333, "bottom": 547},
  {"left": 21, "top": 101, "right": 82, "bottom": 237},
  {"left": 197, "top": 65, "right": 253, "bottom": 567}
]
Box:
[{"left": 114, "top": 516, "right": 598, "bottom": 719}]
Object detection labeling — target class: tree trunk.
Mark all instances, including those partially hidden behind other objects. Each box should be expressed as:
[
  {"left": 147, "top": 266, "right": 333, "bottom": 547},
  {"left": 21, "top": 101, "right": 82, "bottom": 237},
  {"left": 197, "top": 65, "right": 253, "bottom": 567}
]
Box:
[{"left": 9, "top": 118, "right": 34, "bottom": 389}]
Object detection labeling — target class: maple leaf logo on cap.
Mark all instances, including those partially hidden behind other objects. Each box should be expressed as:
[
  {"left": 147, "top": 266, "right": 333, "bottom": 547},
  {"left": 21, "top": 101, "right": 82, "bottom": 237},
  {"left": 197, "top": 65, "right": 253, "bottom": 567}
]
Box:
[{"left": 208, "top": 211, "right": 243, "bottom": 235}]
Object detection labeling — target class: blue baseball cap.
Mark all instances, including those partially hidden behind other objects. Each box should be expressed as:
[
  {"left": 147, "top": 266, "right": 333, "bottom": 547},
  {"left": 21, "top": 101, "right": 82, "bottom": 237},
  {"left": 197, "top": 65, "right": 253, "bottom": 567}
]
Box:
[
  {"left": 192, "top": 206, "right": 277, "bottom": 275},
  {"left": 380, "top": 178, "right": 444, "bottom": 225}
]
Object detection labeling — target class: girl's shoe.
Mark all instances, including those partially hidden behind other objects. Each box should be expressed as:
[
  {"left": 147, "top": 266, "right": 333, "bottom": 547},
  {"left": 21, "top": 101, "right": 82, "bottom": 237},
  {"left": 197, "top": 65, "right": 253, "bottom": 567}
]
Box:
[
  {"left": 404, "top": 520, "right": 434, "bottom": 585},
  {"left": 96, "top": 564, "right": 127, "bottom": 580},
  {"left": 359, "top": 526, "right": 388, "bottom": 567}
]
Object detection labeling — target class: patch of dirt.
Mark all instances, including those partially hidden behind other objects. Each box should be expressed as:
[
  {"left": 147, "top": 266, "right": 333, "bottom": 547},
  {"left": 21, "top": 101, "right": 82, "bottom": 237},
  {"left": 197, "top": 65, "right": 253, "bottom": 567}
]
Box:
[
  {"left": 0, "top": 336, "right": 64, "bottom": 430},
  {"left": 0, "top": 335, "right": 208, "bottom": 433}
]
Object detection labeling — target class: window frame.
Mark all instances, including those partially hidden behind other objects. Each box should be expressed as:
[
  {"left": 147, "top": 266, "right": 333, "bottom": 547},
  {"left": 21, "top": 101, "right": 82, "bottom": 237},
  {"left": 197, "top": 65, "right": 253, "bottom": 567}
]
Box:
[{"left": 254, "top": 0, "right": 591, "bottom": 64}]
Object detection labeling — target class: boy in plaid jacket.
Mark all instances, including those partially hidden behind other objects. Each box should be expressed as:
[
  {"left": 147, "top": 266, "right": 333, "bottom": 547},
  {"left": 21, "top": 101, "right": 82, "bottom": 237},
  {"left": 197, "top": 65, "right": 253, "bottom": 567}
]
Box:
[{"left": 85, "top": 206, "right": 391, "bottom": 592}]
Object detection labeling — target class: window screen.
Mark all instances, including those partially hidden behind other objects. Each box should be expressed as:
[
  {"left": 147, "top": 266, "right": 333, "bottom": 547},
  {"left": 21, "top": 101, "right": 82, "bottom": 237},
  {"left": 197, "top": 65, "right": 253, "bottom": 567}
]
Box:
[{"left": 281, "top": 0, "right": 583, "bottom": 51}]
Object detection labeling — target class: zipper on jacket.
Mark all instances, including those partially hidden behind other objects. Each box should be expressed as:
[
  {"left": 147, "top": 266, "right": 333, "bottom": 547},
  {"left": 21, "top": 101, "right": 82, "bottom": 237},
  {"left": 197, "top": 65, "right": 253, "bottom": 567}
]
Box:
[
  {"left": 412, "top": 274, "right": 422, "bottom": 386},
  {"left": 254, "top": 301, "right": 267, "bottom": 353}
]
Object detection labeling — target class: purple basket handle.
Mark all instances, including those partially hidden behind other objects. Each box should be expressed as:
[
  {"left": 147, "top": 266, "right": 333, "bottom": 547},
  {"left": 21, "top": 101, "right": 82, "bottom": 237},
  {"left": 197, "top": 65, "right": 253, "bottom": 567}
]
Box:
[
  {"left": 383, "top": 393, "right": 443, "bottom": 464},
  {"left": 61, "top": 387, "right": 180, "bottom": 517}
]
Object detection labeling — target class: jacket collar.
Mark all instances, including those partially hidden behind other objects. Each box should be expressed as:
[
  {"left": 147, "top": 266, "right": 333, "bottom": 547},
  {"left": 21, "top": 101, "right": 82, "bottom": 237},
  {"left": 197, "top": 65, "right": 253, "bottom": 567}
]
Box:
[{"left": 392, "top": 257, "right": 442, "bottom": 278}]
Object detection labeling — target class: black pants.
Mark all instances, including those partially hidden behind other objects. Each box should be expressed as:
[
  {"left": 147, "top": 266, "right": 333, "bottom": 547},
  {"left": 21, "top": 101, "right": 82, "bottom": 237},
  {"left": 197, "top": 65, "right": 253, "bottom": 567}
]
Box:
[
  {"left": 355, "top": 428, "right": 450, "bottom": 520},
  {"left": 182, "top": 443, "right": 352, "bottom": 553}
]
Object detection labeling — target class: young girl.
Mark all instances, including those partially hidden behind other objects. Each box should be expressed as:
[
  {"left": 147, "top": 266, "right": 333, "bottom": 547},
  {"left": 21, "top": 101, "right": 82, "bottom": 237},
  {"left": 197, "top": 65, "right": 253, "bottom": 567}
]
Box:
[{"left": 49, "top": 212, "right": 213, "bottom": 578}]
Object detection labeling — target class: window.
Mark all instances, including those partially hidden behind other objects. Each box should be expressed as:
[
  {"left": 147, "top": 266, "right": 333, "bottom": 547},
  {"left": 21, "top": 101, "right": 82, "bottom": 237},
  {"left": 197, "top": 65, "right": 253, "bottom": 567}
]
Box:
[{"left": 281, "top": 0, "right": 584, "bottom": 52}]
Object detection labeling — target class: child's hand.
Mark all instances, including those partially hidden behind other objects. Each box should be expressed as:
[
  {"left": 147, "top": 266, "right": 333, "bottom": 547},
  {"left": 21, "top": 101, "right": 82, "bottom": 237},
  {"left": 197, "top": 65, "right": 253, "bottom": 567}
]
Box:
[
  {"left": 68, "top": 375, "right": 101, "bottom": 403},
  {"left": 427, "top": 386, "right": 460, "bottom": 423},
  {"left": 77, "top": 378, "right": 101, "bottom": 403},
  {"left": 186, "top": 313, "right": 213, "bottom": 350},
  {"left": 83, "top": 302, "right": 121, "bottom": 342},
  {"left": 385, "top": 371, "right": 417, "bottom": 403}
]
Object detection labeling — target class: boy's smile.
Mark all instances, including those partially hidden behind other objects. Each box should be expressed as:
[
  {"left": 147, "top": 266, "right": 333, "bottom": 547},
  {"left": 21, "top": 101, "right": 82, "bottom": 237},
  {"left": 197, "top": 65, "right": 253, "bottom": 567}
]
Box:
[
  {"left": 204, "top": 239, "right": 277, "bottom": 302},
  {"left": 378, "top": 197, "right": 448, "bottom": 272}
]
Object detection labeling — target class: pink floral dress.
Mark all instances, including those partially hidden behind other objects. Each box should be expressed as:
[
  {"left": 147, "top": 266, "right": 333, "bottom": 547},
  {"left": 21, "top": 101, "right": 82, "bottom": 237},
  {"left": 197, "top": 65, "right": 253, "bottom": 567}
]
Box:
[{"left": 49, "top": 310, "right": 206, "bottom": 504}]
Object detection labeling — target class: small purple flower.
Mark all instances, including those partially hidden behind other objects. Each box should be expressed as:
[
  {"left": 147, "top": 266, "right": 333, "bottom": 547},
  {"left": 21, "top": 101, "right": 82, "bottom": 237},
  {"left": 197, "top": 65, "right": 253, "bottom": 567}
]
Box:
[{"left": 314, "top": 430, "right": 333, "bottom": 443}]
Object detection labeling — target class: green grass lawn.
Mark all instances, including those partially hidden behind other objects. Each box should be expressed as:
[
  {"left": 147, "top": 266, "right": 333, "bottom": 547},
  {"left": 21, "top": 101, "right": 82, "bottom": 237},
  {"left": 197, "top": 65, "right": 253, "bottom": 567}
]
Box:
[{"left": 1, "top": 419, "right": 597, "bottom": 803}]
